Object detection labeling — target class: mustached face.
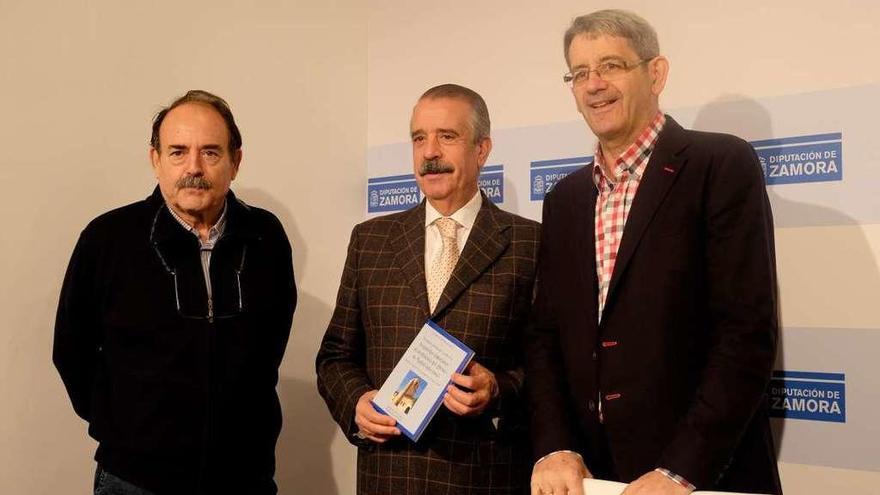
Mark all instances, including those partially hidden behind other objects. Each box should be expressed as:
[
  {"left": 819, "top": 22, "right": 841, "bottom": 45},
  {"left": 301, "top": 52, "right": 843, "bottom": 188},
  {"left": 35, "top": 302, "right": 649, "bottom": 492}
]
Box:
[
  {"left": 175, "top": 175, "right": 212, "bottom": 190},
  {"left": 417, "top": 158, "right": 455, "bottom": 176},
  {"left": 150, "top": 103, "right": 241, "bottom": 223},
  {"left": 410, "top": 97, "right": 491, "bottom": 214}
]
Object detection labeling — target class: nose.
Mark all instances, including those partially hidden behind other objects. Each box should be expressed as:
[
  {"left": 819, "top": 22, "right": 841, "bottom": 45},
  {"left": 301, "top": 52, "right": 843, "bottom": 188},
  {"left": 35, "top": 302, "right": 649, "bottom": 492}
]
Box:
[
  {"left": 423, "top": 135, "right": 441, "bottom": 160},
  {"left": 583, "top": 71, "right": 608, "bottom": 93},
  {"left": 184, "top": 150, "right": 205, "bottom": 175}
]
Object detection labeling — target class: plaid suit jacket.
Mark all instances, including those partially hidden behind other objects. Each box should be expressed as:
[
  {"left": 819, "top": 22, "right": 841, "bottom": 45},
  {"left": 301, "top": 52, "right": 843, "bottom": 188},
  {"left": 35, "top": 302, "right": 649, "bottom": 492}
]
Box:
[{"left": 317, "top": 195, "right": 539, "bottom": 494}]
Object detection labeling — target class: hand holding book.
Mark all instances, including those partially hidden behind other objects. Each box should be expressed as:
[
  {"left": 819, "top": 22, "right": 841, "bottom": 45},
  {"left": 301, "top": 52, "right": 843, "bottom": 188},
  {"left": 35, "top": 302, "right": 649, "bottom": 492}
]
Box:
[
  {"left": 443, "top": 361, "right": 499, "bottom": 417},
  {"left": 618, "top": 471, "right": 691, "bottom": 495},
  {"left": 355, "top": 390, "right": 400, "bottom": 443},
  {"left": 370, "top": 321, "right": 475, "bottom": 441}
]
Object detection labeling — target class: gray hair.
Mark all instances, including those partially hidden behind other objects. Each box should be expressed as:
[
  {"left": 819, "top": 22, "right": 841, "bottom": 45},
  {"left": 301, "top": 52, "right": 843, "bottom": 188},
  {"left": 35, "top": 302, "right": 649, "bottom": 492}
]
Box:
[
  {"left": 150, "top": 90, "right": 242, "bottom": 152},
  {"left": 563, "top": 9, "right": 660, "bottom": 66},
  {"left": 419, "top": 84, "right": 490, "bottom": 144}
]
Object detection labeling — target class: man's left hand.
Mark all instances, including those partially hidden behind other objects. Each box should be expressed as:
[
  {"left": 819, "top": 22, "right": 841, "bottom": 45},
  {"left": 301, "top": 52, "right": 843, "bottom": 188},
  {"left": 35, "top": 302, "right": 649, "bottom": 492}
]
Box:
[
  {"left": 621, "top": 471, "right": 693, "bottom": 495},
  {"left": 443, "top": 361, "right": 498, "bottom": 416}
]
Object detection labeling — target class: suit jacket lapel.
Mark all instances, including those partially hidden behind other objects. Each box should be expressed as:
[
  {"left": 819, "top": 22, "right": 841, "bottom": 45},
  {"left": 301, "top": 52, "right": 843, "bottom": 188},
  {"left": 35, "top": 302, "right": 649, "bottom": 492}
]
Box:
[
  {"left": 390, "top": 202, "right": 431, "bottom": 318},
  {"left": 570, "top": 168, "right": 599, "bottom": 322},
  {"left": 605, "top": 117, "right": 690, "bottom": 306},
  {"left": 432, "top": 195, "right": 510, "bottom": 317}
]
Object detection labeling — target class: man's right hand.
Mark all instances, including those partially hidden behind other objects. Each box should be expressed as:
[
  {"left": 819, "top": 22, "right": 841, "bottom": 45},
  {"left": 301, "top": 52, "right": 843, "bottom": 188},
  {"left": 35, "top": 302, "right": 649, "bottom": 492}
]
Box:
[
  {"left": 354, "top": 390, "right": 401, "bottom": 443},
  {"left": 531, "top": 451, "right": 591, "bottom": 495}
]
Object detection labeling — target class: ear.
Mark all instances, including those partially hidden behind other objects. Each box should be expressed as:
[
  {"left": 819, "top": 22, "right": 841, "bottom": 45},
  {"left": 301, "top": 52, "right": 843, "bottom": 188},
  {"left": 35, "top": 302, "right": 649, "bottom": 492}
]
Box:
[
  {"left": 649, "top": 56, "right": 669, "bottom": 96},
  {"left": 150, "top": 147, "right": 161, "bottom": 178},
  {"left": 230, "top": 149, "right": 243, "bottom": 181},
  {"left": 476, "top": 136, "right": 493, "bottom": 166}
]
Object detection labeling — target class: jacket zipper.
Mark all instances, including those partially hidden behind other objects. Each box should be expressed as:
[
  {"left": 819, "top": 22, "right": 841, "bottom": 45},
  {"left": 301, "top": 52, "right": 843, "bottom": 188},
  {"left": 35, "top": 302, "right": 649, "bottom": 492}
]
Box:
[{"left": 198, "top": 237, "right": 219, "bottom": 493}]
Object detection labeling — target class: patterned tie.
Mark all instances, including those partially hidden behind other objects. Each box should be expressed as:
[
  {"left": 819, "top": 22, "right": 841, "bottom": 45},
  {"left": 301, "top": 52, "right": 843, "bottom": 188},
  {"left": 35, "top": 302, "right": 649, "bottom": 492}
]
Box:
[{"left": 427, "top": 217, "right": 460, "bottom": 312}]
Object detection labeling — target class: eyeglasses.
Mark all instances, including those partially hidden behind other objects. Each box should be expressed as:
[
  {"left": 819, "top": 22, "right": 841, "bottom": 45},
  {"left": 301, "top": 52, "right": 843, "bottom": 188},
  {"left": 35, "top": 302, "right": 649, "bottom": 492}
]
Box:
[
  {"left": 563, "top": 58, "right": 651, "bottom": 88},
  {"left": 150, "top": 207, "right": 247, "bottom": 321}
]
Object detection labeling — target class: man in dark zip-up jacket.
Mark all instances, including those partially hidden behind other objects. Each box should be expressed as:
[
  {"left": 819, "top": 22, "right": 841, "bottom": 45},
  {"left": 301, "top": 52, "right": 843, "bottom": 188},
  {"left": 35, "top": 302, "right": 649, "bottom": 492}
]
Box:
[{"left": 53, "top": 90, "right": 296, "bottom": 495}]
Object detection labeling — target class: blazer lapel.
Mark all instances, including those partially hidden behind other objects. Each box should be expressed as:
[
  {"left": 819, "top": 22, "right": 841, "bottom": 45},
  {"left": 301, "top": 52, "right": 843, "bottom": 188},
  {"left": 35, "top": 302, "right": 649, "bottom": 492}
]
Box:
[
  {"left": 432, "top": 195, "right": 510, "bottom": 317},
  {"left": 390, "top": 202, "right": 431, "bottom": 317},
  {"left": 605, "top": 117, "right": 690, "bottom": 306},
  {"left": 567, "top": 167, "right": 600, "bottom": 323}
]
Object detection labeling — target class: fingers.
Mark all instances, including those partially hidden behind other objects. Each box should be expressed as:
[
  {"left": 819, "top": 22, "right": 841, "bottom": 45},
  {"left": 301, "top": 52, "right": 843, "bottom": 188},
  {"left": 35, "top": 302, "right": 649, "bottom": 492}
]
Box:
[
  {"left": 445, "top": 361, "right": 497, "bottom": 416},
  {"left": 620, "top": 471, "right": 691, "bottom": 495},
  {"left": 355, "top": 418, "right": 399, "bottom": 442},
  {"left": 531, "top": 475, "right": 560, "bottom": 495},
  {"left": 446, "top": 381, "right": 485, "bottom": 406},
  {"left": 531, "top": 472, "right": 584, "bottom": 495},
  {"left": 356, "top": 413, "right": 400, "bottom": 437},
  {"left": 531, "top": 477, "right": 585, "bottom": 494},
  {"left": 455, "top": 360, "right": 491, "bottom": 388},
  {"left": 464, "top": 360, "right": 489, "bottom": 374},
  {"left": 443, "top": 390, "right": 479, "bottom": 416},
  {"left": 444, "top": 381, "right": 490, "bottom": 416},
  {"left": 358, "top": 429, "right": 396, "bottom": 443},
  {"left": 359, "top": 401, "right": 397, "bottom": 426},
  {"left": 531, "top": 452, "right": 588, "bottom": 495},
  {"left": 451, "top": 371, "right": 478, "bottom": 390},
  {"left": 355, "top": 390, "right": 400, "bottom": 443}
]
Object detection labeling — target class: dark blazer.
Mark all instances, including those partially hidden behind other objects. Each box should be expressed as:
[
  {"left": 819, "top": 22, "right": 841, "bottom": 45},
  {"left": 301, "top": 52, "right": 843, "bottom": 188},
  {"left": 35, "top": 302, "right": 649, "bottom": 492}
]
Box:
[
  {"left": 317, "top": 195, "right": 539, "bottom": 494},
  {"left": 526, "top": 117, "right": 782, "bottom": 494}
]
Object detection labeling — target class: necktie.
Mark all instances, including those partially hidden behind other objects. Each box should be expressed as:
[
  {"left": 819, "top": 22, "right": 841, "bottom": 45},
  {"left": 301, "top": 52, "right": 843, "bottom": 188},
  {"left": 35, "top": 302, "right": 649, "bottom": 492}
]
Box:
[{"left": 427, "top": 217, "right": 459, "bottom": 312}]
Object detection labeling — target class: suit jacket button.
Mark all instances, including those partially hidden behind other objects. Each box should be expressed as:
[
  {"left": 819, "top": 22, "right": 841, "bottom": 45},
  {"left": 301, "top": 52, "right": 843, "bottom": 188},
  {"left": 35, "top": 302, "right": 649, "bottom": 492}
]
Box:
[{"left": 587, "top": 400, "right": 596, "bottom": 412}]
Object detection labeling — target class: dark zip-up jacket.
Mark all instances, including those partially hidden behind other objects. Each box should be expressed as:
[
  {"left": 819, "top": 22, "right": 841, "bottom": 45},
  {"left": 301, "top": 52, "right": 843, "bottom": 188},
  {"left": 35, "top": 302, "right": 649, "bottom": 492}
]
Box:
[{"left": 54, "top": 187, "right": 296, "bottom": 494}]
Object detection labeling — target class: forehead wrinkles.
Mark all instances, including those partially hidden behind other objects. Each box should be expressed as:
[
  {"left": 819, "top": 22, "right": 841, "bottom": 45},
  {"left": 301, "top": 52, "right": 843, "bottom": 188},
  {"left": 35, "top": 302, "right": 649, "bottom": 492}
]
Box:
[
  {"left": 412, "top": 98, "right": 474, "bottom": 135},
  {"left": 569, "top": 35, "right": 637, "bottom": 62},
  {"left": 161, "top": 103, "right": 230, "bottom": 146}
]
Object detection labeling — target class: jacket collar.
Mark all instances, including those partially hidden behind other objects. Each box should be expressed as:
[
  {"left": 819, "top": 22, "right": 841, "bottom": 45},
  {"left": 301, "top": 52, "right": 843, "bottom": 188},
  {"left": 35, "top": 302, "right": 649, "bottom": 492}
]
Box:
[
  {"left": 603, "top": 115, "right": 691, "bottom": 310},
  {"left": 434, "top": 193, "right": 511, "bottom": 316},
  {"left": 390, "top": 192, "right": 512, "bottom": 319},
  {"left": 147, "top": 186, "right": 258, "bottom": 245}
]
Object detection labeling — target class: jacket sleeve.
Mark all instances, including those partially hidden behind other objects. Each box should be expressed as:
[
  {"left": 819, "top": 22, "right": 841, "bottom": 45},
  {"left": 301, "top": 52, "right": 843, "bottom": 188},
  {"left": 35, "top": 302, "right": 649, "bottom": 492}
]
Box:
[
  {"left": 493, "top": 365, "right": 525, "bottom": 421},
  {"left": 657, "top": 138, "right": 779, "bottom": 487},
  {"left": 53, "top": 229, "right": 102, "bottom": 422},
  {"left": 524, "top": 192, "right": 581, "bottom": 461},
  {"left": 262, "top": 214, "right": 296, "bottom": 370},
  {"left": 489, "top": 222, "right": 540, "bottom": 426},
  {"left": 315, "top": 225, "right": 374, "bottom": 445}
]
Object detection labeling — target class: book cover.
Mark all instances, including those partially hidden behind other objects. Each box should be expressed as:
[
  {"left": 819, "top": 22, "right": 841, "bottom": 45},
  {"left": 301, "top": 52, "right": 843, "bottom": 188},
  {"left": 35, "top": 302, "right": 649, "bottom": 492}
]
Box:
[{"left": 371, "top": 320, "right": 474, "bottom": 441}]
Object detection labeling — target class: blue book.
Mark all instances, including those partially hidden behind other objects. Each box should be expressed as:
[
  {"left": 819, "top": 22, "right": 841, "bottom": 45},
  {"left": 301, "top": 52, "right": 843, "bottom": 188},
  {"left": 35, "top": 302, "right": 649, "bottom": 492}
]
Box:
[{"left": 371, "top": 320, "right": 475, "bottom": 442}]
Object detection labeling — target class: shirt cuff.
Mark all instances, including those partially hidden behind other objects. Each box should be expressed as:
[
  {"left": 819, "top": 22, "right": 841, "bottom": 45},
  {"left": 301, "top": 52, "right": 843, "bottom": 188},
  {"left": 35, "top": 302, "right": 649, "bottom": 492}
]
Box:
[{"left": 654, "top": 467, "right": 696, "bottom": 491}]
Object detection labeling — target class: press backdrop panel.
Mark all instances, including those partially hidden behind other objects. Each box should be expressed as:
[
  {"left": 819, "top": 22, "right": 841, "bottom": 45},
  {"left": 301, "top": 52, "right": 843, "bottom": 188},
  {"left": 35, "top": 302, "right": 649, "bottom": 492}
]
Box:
[{"left": 366, "top": 84, "right": 880, "bottom": 472}]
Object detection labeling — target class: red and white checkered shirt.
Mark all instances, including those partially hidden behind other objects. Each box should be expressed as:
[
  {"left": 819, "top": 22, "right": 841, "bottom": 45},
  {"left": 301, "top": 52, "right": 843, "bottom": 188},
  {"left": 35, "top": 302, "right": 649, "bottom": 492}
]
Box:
[{"left": 594, "top": 112, "right": 666, "bottom": 320}]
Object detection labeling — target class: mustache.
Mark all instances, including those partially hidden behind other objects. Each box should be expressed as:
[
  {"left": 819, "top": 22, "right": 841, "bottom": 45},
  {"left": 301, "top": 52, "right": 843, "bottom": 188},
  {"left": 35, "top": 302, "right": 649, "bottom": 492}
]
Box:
[
  {"left": 175, "top": 175, "right": 212, "bottom": 190},
  {"left": 418, "top": 159, "right": 454, "bottom": 176}
]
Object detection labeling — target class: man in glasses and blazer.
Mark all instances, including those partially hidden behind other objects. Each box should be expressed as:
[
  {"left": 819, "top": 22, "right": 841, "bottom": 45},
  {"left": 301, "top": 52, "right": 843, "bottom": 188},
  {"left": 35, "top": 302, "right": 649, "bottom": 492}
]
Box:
[
  {"left": 526, "top": 10, "right": 782, "bottom": 495},
  {"left": 53, "top": 90, "right": 296, "bottom": 495}
]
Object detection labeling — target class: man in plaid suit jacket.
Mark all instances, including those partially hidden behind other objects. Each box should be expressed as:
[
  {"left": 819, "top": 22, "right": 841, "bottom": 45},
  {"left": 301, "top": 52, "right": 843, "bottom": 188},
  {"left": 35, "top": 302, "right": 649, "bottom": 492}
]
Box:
[{"left": 316, "top": 84, "right": 539, "bottom": 494}]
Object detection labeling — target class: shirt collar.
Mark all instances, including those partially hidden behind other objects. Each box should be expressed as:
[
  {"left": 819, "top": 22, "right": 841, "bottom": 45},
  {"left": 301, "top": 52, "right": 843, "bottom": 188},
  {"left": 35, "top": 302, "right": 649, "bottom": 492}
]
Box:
[
  {"left": 166, "top": 201, "right": 228, "bottom": 245},
  {"left": 593, "top": 111, "right": 666, "bottom": 190},
  {"left": 425, "top": 190, "right": 482, "bottom": 230}
]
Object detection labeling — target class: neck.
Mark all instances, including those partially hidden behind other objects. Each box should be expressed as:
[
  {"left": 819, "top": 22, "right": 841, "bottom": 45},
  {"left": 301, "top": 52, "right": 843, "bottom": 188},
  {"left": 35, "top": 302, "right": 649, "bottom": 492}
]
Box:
[
  {"left": 598, "top": 109, "right": 660, "bottom": 168},
  {"left": 598, "top": 143, "right": 624, "bottom": 175},
  {"left": 428, "top": 188, "right": 477, "bottom": 217},
  {"left": 169, "top": 203, "right": 223, "bottom": 242}
]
